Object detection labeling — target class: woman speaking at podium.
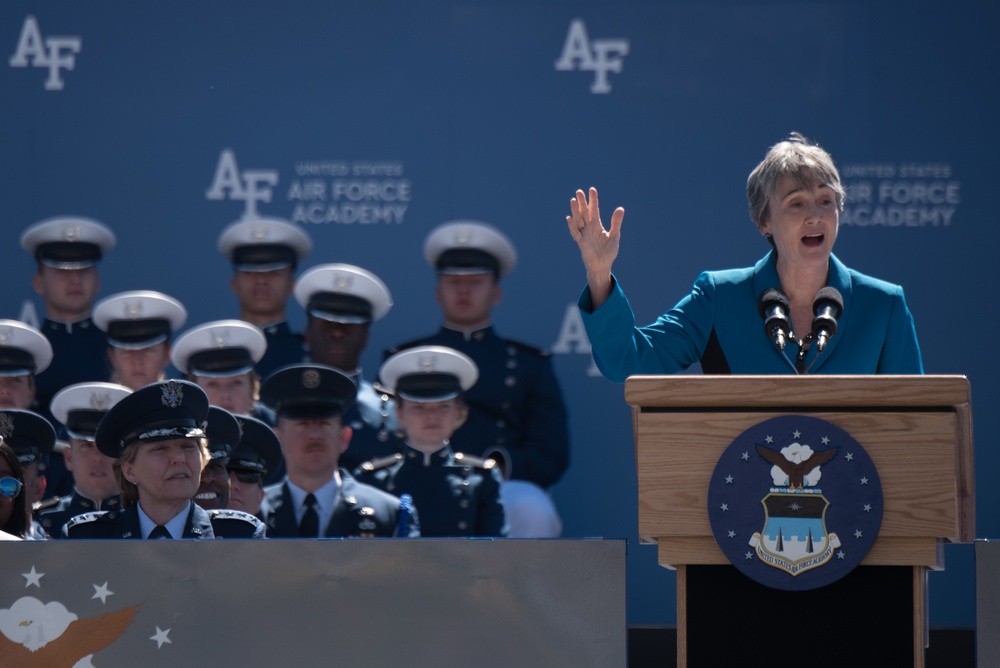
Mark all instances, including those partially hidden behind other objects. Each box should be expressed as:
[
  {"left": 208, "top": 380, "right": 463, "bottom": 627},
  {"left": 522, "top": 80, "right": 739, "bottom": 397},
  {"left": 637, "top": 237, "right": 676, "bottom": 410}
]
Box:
[{"left": 567, "top": 132, "right": 923, "bottom": 377}]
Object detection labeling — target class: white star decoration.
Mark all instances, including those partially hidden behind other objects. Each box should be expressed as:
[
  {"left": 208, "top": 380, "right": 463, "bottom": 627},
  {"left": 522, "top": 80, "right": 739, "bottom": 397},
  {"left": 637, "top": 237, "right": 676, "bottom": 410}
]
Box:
[
  {"left": 860, "top": 477, "right": 869, "bottom": 485},
  {"left": 854, "top": 530, "right": 863, "bottom": 539},
  {"left": 863, "top": 504, "right": 872, "bottom": 512},
  {"left": 151, "top": 626, "right": 172, "bottom": 649},
  {"left": 765, "top": 435, "right": 773, "bottom": 444},
  {"left": 837, "top": 550, "right": 846, "bottom": 560},
  {"left": 845, "top": 452, "right": 854, "bottom": 461},
  {"left": 792, "top": 430, "right": 801, "bottom": 438},
  {"left": 789, "top": 502, "right": 801, "bottom": 511},
  {"left": 720, "top": 503, "right": 729, "bottom": 512},
  {"left": 93, "top": 582, "right": 114, "bottom": 604},
  {"left": 745, "top": 551, "right": 754, "bottom": 560},
  {"left": 741, "top": 452, "right": 750, "bottom": 461},
  {"left": 725, "top": 475, "right": 734, "bottom": 484},
  {"left": 821, "top": 436, "right": 830, "bottom": 445},
  {"left": 22, "top": 566, "right": 43, "bottom": 588},
  {"left": 728, "top": 530, "right": 736, "bottom": 539}
]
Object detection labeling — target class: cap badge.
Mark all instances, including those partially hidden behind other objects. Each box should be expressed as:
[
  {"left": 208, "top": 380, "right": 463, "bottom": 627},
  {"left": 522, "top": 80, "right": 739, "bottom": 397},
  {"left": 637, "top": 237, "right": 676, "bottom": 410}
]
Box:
[
  {"left": 161, "top": 380, "right": 184, "bottom": 408},
  {"left": 333, "top": 273, "right": 353, "bottom": 291},
  {"left": 0, "top": 327, "right": 12, "bottom": 347},
  {"left": 419, "top": 355, "right": 436, "bottom": 371},
  {"left": 251, "top": 225, "right": 268, "bottom": 241},
  {"left": 453, "top": 231, "right": 471, "bottom": 246},
  {"left": 90, "top": 392, "right": 112, "bottom": 411},
  {"left": 62, "top": 225, "right": 80, "bottom": 241},
  {"left": 210, "top": 329, "right": 230, "bottom": 347},
  {"left": 124, "top": 301, "right": 143, "bottom": 318},
  {"left": 0, "top": 413, "right": 13, "bottom": 438},
  {"left": 302, "top": 369, "right": 321, "bottom": 389}
]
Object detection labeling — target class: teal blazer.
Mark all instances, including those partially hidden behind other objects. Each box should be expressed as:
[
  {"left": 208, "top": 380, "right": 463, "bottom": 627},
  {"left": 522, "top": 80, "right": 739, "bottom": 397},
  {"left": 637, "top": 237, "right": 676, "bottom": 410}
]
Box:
[{"left": 579, "top": 252, "right": 922, "bottom": 381}]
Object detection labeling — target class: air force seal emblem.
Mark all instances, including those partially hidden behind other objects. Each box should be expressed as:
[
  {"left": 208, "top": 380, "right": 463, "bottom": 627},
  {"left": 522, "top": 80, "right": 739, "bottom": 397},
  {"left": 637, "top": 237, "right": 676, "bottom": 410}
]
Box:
[{"left": 708, "top": 415, "right": 882, "bottom": 591}]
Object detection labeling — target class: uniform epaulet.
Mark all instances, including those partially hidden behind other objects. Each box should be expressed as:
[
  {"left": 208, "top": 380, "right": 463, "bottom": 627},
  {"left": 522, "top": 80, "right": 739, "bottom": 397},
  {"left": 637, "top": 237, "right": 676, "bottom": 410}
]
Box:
[
  {"left": 503, "top": 339, "right": 549, "bottom": 357},
  {"left": 208, "top": 508, "right": 267, "bottom": 538},
  {"left": 33, "top": 496, "right": 62, "bottom": 512},
  {"left": 453, "top": 452, "right": 497, "bottom": 470},
  {"left": 65, "top": 511, "right": 110, "bottom": 530},
  {"left": 358, "top": 452, "right": 404, "bottom": 473}
]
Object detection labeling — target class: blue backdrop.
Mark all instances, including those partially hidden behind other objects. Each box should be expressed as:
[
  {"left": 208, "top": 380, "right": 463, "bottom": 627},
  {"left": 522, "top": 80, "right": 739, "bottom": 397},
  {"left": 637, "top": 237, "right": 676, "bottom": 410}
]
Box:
[{"left": 2, "top": 0, "right": 997, "bottom": 627}]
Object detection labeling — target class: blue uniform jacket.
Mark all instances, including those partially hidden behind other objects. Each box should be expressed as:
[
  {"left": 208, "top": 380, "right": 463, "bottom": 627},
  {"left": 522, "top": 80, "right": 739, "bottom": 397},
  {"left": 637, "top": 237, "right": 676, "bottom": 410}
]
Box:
[
  {"left": 354, "top": 446, "right": 507, "bottom": 538},
  {"left": 387, "top": 326, "right": 570, "bottom": 489},
  {"left": 260, "top": 471, "right": 420, "bottom": 538},
  {"left": 37, "top": 491, "right": 121, "bottom": 539},
  {"left": 64, "top": 502, "right": 266, "bottom": 539},
  {"left": 256, "top": 321, "right": 307, "bottom": 380},
  {"left": 579, "top": 252, "right": 923, "bottom": 380}
]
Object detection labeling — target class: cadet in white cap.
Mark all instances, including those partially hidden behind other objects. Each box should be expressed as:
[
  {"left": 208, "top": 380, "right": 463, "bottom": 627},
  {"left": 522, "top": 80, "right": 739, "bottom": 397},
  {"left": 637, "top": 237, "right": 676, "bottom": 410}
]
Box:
[
  {"left": 64, "top": 380, "right": 265, "bottom": 539},
  {"left": 355, "top": 346, "right": 506, "bottom": 537},
  {"left": 388, "top": 221, "right": 569, "bottom": 538},
  {"left": 295, "top": 264, "right": 403, "bottom": 472},
  {"left": 38, "top": 382, "right": 131, "bottom": 538},
  {"left": 218, "top": 216, "right": 312, "bottom": 378},
  {"left": 172, "top": 320, "right": 273, "bottom": 415},
  {"left": 0, "top": 320, "right": 53, "bottom": 411},
  {"left": 21, "top": 216, "right": 114, "bottom": 430},
  {"left": 93, "top": 290, "right": 187, "bottom": 390}
]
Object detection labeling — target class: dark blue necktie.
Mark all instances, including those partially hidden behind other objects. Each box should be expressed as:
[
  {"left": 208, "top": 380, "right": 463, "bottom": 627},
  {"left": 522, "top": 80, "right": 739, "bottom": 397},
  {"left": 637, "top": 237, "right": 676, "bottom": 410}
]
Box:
[
  {"left": 149, "top": 525, "right": 172, "bottom": 539},
  {"left": 299, "top": 493, "right": 319, "bottom": 537}
]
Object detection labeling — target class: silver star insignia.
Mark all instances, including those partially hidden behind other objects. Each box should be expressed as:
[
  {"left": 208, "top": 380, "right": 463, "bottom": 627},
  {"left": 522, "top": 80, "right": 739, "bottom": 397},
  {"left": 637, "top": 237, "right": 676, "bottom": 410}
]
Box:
[{"left": 854, "top": 530, "right": 863, "bottom": 539}]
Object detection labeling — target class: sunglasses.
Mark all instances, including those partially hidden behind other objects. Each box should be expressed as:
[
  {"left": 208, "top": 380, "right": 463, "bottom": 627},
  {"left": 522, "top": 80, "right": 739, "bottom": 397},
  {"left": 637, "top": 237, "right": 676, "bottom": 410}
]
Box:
[{"left": 0, "top": 477, "right": 23, "bottom": 499}]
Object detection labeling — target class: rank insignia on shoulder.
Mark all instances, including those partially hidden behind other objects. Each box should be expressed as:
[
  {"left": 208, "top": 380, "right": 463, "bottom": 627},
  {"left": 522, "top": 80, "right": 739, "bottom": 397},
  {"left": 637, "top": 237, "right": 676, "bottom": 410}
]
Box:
[
  {"left": 453, "top": 452, "right": 496, "bottom": 469},
  {"left": 65, "top": 511, "right": 109, "bottom": 528},
  {"left": 359, "top": 453, "right": 404, "bottom": 472}
]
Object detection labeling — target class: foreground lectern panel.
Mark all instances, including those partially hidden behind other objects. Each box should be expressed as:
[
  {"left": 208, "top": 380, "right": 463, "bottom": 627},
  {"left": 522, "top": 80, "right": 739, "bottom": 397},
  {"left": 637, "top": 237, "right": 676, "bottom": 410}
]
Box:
[
  {"left": 625, "top": 375, "right": 974, "bottom": 668},
  {"left": 0, "top": 540, "right": 626, "bottom": 667}
]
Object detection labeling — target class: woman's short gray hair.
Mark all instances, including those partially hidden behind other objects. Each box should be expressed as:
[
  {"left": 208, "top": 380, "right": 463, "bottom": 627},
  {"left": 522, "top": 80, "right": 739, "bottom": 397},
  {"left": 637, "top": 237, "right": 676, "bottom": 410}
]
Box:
[{"left": 746, "top": 132, "right": 845, "bottom": 229}]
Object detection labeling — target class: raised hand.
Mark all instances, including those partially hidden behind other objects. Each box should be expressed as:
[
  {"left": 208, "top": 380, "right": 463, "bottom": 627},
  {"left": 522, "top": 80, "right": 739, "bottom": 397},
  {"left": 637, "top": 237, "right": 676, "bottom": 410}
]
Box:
[{"left": 566, "top": 187, "right": 624, "bottom": 308}]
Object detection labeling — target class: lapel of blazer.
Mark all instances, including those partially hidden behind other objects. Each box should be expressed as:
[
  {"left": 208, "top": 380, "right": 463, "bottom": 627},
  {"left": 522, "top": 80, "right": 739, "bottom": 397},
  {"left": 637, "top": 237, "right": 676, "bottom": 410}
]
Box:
[
  {"left": 114, "top": 506, "right": 142, "bottom": 539},
  {"left": 809, "top": 254, "right": 852, "bottom": 374},
  {"left": 183, "top": 503, "right": 214, "bottom": 539}
]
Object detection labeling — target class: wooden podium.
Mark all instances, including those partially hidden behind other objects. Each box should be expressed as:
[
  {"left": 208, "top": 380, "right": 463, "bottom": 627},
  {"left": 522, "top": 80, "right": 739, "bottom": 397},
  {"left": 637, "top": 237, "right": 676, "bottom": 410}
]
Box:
[{"left": 625, "top": 375, "right": 974, "bottom": 668}]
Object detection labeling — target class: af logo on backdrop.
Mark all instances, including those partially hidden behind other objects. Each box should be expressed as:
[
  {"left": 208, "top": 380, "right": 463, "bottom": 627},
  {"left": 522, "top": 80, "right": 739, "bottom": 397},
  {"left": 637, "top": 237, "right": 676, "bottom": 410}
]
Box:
[
  {"left": 554, "top": 19, "right": 630, "bottom": 94},
  {"left": 708, "top": 415, "right": 883, "bottom": 591},
  {"left": 205, "top": 149, "right": 280, "bottom": 220},
  {"left": 8, "top": 15, "right": 81, "bottom": 91}
]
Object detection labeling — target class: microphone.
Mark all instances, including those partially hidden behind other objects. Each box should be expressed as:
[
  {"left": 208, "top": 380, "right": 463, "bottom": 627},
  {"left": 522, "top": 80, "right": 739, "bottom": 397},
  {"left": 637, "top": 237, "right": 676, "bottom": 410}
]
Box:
[
  {"left": 811, "top": 287, "right": 843, "bottom": 352},
  {"left": 757, "top": 288, "right": 791, "bottom": 351}
]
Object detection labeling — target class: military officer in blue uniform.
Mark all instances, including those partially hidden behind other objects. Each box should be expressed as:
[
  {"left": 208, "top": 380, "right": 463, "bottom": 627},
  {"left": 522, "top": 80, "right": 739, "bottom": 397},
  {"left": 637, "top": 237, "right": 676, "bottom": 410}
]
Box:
[
  {"left": 93, "top": 290, "right": 187, "bottom": 390},
  {"left": 218, "top": 217, "right": 312, "bottom": 378},
  {"left": 388, "top": 222, "right": 568, "bottom": 537},
  {"left": 293, "top": 264, "right": 404, "bottom": 473},
  {"left": 0, "top": 408, "right": 57, "bottom": 540},
  {"left": 39, "top": 382, "right": 131, "bottom": 538},
  {"left": 193, "top": 406, "right": 241, "bottom": 511},
  {"left": 20, "top": 217, "right": 114, "bottom": 499},
  {"left": 258, "top": 364, "right": 419, "bottom": 538},
  {"left": 355, "top": 346, "right": 506, "bottom": 537},
  {"left": 226, "top": 414, "right": 282, "bottom": 519},
  {"left": 64, "top": 380, "right": 265, "bottom": 539}
]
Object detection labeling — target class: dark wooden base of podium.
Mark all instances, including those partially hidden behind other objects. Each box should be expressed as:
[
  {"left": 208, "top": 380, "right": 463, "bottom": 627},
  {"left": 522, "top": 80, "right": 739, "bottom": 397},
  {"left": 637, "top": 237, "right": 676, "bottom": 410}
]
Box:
[{"left": 682, "top": 565, "right": 916, "bottom": 668}]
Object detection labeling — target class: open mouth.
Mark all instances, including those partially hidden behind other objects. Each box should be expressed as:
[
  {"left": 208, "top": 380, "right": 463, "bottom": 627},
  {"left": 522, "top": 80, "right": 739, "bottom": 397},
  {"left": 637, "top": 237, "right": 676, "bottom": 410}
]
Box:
[
  {"left": 195, "top": 491, "right": 219, "bottom": 501},
  {"left": 802, "top": 233, "right": 824, "bottom": 247}
]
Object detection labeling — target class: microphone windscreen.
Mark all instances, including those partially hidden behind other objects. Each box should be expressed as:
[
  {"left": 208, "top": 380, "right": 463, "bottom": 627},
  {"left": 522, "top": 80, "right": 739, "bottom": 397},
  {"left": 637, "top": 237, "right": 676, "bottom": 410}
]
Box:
[
  {"left": 813, "top": 287, "right": 844, "bottom": 317},
  {"left": 757, "top": 287, "right": 789, "bottom": 318}
]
